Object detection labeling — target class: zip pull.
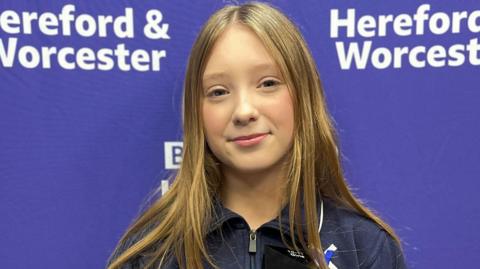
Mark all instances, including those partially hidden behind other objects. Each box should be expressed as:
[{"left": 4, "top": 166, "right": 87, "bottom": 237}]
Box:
[{"left": 248, "top": 230, "right": 257, "bottom": 253}]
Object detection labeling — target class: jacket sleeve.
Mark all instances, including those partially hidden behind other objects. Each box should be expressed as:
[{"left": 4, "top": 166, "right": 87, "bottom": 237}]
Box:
[{"left": 360, "top": 231, "right": 407, "bottom": 269}]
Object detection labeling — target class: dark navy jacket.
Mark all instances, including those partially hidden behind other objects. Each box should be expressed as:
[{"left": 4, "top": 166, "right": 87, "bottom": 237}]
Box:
[{"left": 108, "top": 198, "right": 407, "bottom": 269}]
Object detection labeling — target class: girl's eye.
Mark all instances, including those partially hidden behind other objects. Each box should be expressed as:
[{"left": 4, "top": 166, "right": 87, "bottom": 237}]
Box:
[
  {"left": 207, "top": 88, "right": 228, "bottom": 97},
  {"left": 259, "top": 79, "right": 280, "bottom": 88}
]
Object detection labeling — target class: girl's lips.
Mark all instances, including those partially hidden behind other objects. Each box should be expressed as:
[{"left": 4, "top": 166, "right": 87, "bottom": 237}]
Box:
[{"left": 232, "top": 133, "right": 269, "bottom": 147}]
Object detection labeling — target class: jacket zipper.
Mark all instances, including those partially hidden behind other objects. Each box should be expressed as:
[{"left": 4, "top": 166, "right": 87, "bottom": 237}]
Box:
[{"left": 248, "top": 230, "right": 257, "bottom": 269}]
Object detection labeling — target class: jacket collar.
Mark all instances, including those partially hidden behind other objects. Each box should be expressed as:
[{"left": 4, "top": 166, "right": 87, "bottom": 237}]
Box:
[{"left": 208, "top": 196, "right": 324, "bottom": 237}]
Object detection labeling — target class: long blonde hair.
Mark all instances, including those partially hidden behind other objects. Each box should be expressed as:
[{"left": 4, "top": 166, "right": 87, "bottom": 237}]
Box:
[{"left": 107, "top": 2, "right": 401, "bottom": 269}]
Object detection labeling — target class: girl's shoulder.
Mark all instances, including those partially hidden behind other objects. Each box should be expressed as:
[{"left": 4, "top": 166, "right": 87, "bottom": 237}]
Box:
[
  {"left": 106, "top": 221, "right": 160, "bottom": 269},
  {"left": 321, "top": 199, "right": 407, "bottom": 269}
]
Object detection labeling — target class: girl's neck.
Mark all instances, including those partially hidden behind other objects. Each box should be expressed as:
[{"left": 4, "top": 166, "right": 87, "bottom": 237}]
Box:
[{"left": 220, "top": 164, "right": 288, "bottom": 230}]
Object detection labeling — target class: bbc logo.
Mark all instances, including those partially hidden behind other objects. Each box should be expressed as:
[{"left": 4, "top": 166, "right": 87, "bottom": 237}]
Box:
[{"left": 164, "top": 141, "right": 183, "bottom": 169}]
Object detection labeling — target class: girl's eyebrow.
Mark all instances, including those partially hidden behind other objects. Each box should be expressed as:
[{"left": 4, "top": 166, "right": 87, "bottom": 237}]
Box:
[
  {"left": 203, "top": 62, "right": 279, "bottom": 83},
  {"left": 203, "top": 73, "right": 229, "bottom": 84}
]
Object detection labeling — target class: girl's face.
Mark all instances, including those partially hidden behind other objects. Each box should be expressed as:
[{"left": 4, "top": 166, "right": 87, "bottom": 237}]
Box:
[{"left": 202, "top": 23, "right": 294, "bottom": 174}]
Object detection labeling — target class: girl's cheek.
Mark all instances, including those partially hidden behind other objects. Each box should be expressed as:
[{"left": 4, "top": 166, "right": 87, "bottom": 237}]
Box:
[
  {"left": 261, "top": 90, "right": 294, "bottom": 123},
  {"left": 203, "top": 105, "right": 229, "bottom": 135}
]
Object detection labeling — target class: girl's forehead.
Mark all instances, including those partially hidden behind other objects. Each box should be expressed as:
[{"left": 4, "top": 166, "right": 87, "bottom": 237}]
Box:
[
  {"left": 207, "top": 24, "right": 272, "bottom": 60},
  {"left": 202, "top": 28, "right": 284, "bottom": 79}
]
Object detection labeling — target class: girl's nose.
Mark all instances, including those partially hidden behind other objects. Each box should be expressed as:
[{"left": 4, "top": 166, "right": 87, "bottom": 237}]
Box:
[{"left": 232, "top": 92, "right": 258, "bottom": 126}]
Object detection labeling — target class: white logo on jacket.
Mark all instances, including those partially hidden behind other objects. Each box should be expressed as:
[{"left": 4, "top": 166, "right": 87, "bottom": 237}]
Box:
[{"left": 324, "top": 244, "right": 338, "bottom": 269}]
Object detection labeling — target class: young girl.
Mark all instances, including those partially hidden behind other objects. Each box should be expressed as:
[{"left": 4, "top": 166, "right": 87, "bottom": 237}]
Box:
[{"left": 107, "top": 2, "right": 407, "bottom": 269}]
